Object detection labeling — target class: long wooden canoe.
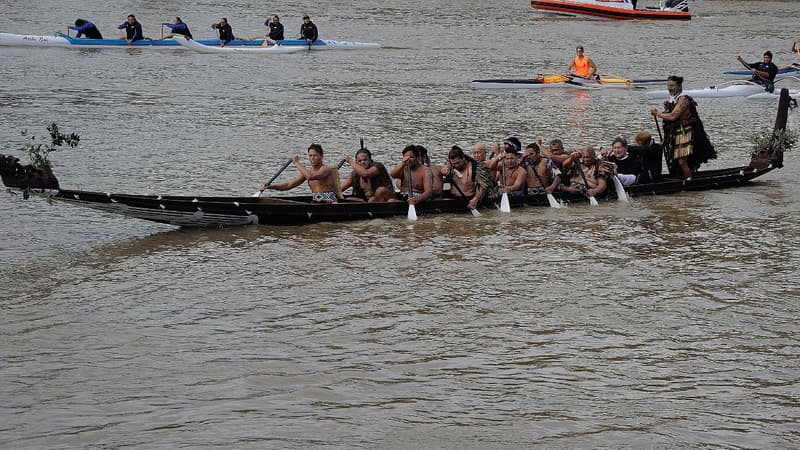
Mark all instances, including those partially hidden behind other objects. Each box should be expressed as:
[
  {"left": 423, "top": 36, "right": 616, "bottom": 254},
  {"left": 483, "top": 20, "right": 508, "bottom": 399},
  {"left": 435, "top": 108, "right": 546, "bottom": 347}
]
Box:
[{"left": 1, "top": 90, "right": 792, "bottom": 228}]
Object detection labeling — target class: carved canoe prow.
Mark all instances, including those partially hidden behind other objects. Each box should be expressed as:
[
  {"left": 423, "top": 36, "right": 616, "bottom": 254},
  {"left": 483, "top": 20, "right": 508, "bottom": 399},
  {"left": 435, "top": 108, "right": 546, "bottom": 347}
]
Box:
[
  {"left": 0, "top": 154, "right": 60, "bottom": 190},
  {"left": 750, "top": 88, "right": 792, "bottom": 169}
]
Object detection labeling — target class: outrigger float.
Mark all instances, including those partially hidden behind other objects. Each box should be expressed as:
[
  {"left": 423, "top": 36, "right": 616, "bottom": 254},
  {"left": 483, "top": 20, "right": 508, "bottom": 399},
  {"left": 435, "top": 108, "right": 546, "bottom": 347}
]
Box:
[
  {"left": 1, "top": 90, "right": 793, "bottom": 228},
  {"left": 530, "top": 0, "right": 691, "bottom": 20}
]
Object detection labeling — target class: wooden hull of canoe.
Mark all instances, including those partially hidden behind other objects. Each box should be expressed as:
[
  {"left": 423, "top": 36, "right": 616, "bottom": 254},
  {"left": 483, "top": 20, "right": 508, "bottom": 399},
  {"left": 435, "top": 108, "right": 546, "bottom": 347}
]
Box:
[
  {"left": 22, "top": 164, "right": 775, "bottom": 227},
  {"left": 531, "top": 0, "right": 691, "bottom": 20}
]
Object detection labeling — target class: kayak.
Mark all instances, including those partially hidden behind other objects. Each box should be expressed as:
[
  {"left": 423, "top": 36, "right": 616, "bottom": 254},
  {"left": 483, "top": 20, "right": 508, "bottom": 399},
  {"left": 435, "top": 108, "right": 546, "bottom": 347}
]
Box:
[
  {"left": 0, "top": 31, "right": 381, "bottom": 50},
  {"left": 473, "top": 73, "right": 666, "bottom": 89},
  {"left": 723, "top": 64, "right": 800, "bottom": 77},
  {"left": 172, "top": 35, "right": 304, "bottom": 54},
  {"left": 568, "top": 74, "right": 667, "bottom": 88},
  {"left": 646, "top": 80, "right": 800, "bottom": 99}
]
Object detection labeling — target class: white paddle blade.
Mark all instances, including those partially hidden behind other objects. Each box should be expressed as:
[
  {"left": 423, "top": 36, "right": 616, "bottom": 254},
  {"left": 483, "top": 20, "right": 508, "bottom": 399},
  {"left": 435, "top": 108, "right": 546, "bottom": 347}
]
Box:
[
  {"left": 470, "top": 208, "right": 481, "bottom": 217},
  {"left": 612, "top": 176, "right": 629, "bottom": 202},
  {"left": 546, "top": 193, "right": 561, "bottom": 208},
  {"left": 407, "top": 204, "right": 418, "bottom": 221},
  {"left": 499, "top": 192, "right": 511, "bottom": 213},
  {"left": 588, "top": 196, "right": 599, "bottom": 206}
]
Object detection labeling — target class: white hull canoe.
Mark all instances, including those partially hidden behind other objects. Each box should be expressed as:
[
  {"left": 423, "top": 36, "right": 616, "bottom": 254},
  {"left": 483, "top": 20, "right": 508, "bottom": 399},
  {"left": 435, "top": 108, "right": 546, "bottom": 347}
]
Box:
[
  {"left": 647, "top": 80, "right": 800, "bottom": 99},
  {"left": 0, "top": 32, "right": 381, "bottom": 50},
  {"left": 172, "top": 36, "right": 303, "bottom": 54},
  {"left": 0, "top": 32, "right": 72, "bottom": 47}
]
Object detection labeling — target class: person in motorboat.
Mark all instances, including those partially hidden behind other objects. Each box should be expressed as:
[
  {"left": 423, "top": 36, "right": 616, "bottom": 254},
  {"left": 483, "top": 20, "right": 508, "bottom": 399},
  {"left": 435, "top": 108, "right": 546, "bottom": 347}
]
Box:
[
  {"left": 390, "top": 145, "right": 433, "bottom": 206},
  {"left": 118, "top": 14, "right": 143, "bottom": 45},
  {"left": 650, "top": 75, "right": 717, "bottom": 180},
  {"left": 521, "top": 143, "right": 555, "bottom": 195},
  {"left": 211, "top": 18, "right": 235, "bottom": 46},
  {"left": 440, "top": 145, "right": 494, "bottom": 210},
  {"left": 264, "top": 15, "right": 285, "bottom": 46},
  {"left": 69, "top": 19, "right": 102, "bottom": 39},
  {"left": 560, "top": 146, "right": 608, "bottom": 198},
  {"left": 737, "top": 51, "right": 778, "bottom": 91},
  {"left": 262, "top": 144, "right": 341, "bottom": 203},
  {"left": 340, "top": 147, "right": 395, "bottom": 202},
  {"left": 566, "top": 46, "right": 598, "bottom": 80},
  {"left": 629, "top": 131, "right": 663, "bottom": 184},
  {"left": 156, "top": 17, "right": 192, "bottom": 41},
  {"left": 299, "top": 15, "right": 318, "bottom": 46},
  {"left": 605, "top": 137, "right": 640, "bottom": 186}
]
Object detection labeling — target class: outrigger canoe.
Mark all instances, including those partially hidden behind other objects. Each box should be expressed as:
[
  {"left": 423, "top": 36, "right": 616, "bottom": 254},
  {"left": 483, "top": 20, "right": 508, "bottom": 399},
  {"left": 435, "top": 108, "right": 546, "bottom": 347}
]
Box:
[
  {"left": 1, "top": 90, "right": 792, "bottom": 228},
  {"left": 0, "top": 31, "right": 381, "bottom": 50},
  {"left": 530, "top": 0, "right": 691, "bottom": 21},
  {"left": 646, "top": 79, "right": 800, "bottom": 99},
  {"left": 473, "top": 74, "right": 666, "bottom": 89},
  {"left": 172, "top": 36, "right": 303, "bottom": 54}
]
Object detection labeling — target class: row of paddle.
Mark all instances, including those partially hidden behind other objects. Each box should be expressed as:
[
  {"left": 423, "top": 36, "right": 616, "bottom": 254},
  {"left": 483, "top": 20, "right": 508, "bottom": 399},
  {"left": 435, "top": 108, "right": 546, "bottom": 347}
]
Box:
[{"left": 255, "top": 152, "right": 632, "bottom": 221}]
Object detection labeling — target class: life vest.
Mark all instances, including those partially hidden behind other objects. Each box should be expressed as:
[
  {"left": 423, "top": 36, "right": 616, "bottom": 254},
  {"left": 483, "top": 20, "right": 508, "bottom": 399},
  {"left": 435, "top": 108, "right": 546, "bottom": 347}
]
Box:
[{"left": 572, "top": 56, "right": 591, "bottom": 78}]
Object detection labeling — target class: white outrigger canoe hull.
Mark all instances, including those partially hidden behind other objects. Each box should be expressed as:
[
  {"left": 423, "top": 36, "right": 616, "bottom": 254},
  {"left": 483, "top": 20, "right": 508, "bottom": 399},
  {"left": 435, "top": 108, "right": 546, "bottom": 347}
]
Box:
[
  {"left": 0, "top": 32, "right": 381, "bottom": 50},
  {"left": 647, "top": 81, "right": 800, "bottom": 99},
  {"left": 172, "top": 36, "right": 303, "bottom": 54}
]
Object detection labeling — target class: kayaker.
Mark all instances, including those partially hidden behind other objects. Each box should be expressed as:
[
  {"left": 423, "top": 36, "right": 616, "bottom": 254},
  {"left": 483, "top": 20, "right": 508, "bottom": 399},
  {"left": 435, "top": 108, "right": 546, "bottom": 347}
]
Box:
[
  {"left": 264, "top": 15, "right": 284, "bottom": 46},
  {"left": 211, "top": 18, "right": 235, "bottom": 47},
  {"left": 650, "top": 75, "right": 717, "bottom": 180},
  {"left": 118, "top": 14, "right": 143, "bottom": 45},
  {"left": 69, "top": 19, "right": 102, "bottom": 39},
  {"left": 299, "top": 15, "right": 318, "bottom": 46},
  {"left": 736, "top": 51, "right": 778, "bottom": 89},
  {"left": 158, "top": 17, "right": 192, "bottom": 41},
  {"left": 262, "top": 144, "right": 341, "bottom": 203},
  {"left": 567, "top": 46, "right": 598, "bottom": 80}
]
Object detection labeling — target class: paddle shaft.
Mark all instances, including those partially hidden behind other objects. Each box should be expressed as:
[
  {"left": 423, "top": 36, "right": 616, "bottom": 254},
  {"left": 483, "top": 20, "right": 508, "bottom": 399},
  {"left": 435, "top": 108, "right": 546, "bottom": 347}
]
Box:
[
  {"left": 576, "top": 158, "right": 597, "bottom": 201},
  {"left": 448, "top": 170, "right": 478, "bottom": 213},
  {"left": 528, "top": 160, "right": 547, "bottom": 190},
  {"left": 258, "top": 158, "right": 293, "bottom": 197}
]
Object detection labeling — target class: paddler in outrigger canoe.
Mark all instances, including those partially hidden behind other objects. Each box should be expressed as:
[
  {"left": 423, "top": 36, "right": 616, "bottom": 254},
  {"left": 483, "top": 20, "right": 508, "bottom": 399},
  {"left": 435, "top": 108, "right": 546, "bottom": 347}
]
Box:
[
  {"left": 737, "top": 51, "right": 779, "bottom": 92},
  {"left": 68, "top": 19, "right": 102, "bottom": 39}
]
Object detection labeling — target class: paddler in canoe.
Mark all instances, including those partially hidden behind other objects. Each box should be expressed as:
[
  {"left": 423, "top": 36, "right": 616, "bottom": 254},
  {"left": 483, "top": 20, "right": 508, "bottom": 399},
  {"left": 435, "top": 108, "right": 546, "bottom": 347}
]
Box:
[
  {"left": 261, "top": 144, "right": 342, "bottom": 203},
  {"left": 339, "top": 147, "right": 395, "bottom": 202},
  {"left": 650, "top": 75, "right": 717, "bottom": 180},
  {"left": 389, "top": 145, "right": 433, "bottom": 206},
  {"left": 68, "top": 19, "right": 103, "bottom": 39}
]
